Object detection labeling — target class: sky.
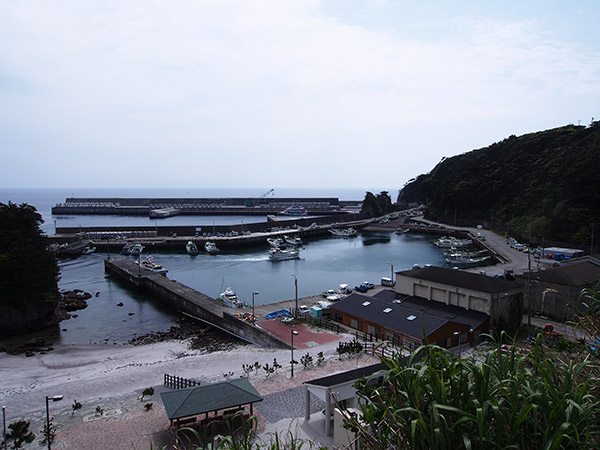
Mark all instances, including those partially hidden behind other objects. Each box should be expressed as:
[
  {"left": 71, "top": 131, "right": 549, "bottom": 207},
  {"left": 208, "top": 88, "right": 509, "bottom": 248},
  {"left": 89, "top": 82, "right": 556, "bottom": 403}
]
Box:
[{"left": 1, "top": 0, "right": 599, "bottom": 191}]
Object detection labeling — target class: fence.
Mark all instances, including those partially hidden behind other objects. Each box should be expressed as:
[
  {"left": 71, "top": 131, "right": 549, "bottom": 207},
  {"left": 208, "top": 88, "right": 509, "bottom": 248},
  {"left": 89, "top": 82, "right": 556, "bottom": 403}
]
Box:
[{"left": 164, "top": 373, "right": 199, "bottom": 389}]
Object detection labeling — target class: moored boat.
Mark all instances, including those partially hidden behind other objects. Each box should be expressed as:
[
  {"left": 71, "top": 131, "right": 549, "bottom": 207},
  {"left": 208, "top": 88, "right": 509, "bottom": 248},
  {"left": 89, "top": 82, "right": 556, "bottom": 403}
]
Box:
[
  {"left": 284, "top": 234, "right": 303, "bottom": 246},
  {"left": 434, "top": 236, "right": 473, "bottom": 248},
  {"left": 267, "top": 237, "right": 284, "bottom": 248},
  {"left": 136, "top": 256, "right": 168, "bottom": 275},
  {"left": 217, "top": 287, "right": 244, "bottom": 308},
  {"left": 186, "top": 241, "right": 199, "bottom": 255},
  {"left": 205, "top": 241, "right": 219, "bottom": 254},
  {"left": 280, "top": 206, "right": 307, "bottom": 216},
  {"left": 329, "top": 227, "right": 358, "bottom": 237},
  {"left": 129, "top": 243, "right": 144, "bottom": 256}
]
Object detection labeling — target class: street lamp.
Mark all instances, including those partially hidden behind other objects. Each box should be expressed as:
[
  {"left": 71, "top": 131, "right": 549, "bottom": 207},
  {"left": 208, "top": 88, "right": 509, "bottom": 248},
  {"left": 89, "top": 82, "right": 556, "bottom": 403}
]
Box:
[
  {"left": 291, "top": 273, "right": 298, "bottom": 313},
  {"left": 290, "top": 330, "right": 299, "bottom": 378},
  {"left": 3, "top": 405, "right": 7, "bottom": 450},
  {"left": 45, "top": 395, "right": 63, "bottom": 450},
  {"left": 386, "top": 261, "right": 394, "bottom": 285},
  {"left": 454, "top": 331, "right": 461, "bottom": 358},
  {"left": 252, "top": 291, "right": 259, "bottom": 321}
]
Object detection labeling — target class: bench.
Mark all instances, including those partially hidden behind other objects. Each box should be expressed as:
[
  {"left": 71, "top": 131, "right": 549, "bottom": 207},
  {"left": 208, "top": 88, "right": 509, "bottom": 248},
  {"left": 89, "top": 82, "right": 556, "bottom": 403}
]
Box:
[{"left": 172, "top": 416, "right": 197, "bottom": 427}]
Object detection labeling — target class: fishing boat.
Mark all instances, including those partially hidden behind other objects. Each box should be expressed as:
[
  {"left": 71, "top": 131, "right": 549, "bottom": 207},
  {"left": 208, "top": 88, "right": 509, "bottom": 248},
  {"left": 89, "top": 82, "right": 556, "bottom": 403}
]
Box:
[
  {"left": 329, "top": 227, "right": 358, "bottom": 237},
  {"left": 280, "top": 206, "right": 307, "bottom": 216},
  {"left": 217, "top": 287, "right": 244, "bottom": 308},
  {"left": 129, "top": 243, "right": 144, "bottom": 256},
  {"left": 136, "top": 256, "right": 168, "bottom": 275},
  {"left": 267, "top": 237, "right": 284, "bottom": 247},
  {"left": 284, "top": 234, "right": 303, "bottom": 246},
  {"left": 186, "top": 241, "right": 199, "bottom": 255},
  {"left": 445, "top": 255, "right": 491, "bottom": 268},
  {"left": 268, "top": 247, "right": 300, "bottom": 260},
  {"left": 434, "top": 236, "right": 473, "bottom": 248},
  {"left": 205, "top": 241, "right": 219, "bottom": 254}
]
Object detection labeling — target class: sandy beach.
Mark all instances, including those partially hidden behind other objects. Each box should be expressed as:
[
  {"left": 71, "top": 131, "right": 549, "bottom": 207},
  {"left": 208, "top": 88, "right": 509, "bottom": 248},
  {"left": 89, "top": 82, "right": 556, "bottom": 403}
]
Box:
[{"left": 0, "top": 321, "right": 379, "bottom": 449}]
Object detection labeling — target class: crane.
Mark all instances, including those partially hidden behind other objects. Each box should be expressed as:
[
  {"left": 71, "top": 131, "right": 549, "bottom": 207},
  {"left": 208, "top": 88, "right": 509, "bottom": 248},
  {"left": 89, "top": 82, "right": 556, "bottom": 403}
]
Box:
[{"left": 245, "top": 188, "right": 275, "bottom": 207}]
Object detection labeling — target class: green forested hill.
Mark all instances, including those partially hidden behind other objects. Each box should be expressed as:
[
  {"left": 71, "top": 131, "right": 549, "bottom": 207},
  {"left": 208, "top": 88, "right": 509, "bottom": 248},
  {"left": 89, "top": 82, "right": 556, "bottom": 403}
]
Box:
[{"left": 398, "top": 123, "right": 600, "bottom": 244}]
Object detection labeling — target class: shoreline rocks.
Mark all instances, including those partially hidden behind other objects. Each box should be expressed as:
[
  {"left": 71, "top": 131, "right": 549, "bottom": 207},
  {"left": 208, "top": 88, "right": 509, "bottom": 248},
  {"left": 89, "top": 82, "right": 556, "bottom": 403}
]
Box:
[{"left": 128, "top": 316, "right": 246, "bottom": 353}]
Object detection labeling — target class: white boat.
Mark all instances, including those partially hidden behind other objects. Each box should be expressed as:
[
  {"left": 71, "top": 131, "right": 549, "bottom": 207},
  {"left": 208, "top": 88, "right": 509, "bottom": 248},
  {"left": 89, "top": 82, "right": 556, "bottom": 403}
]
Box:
[
  {"left": 268, "top": 247, "right": 300, "bottom": 260},
  {"left": 445, "top": 255, "right": 491, "bottom": 267},
  {"left": 267, "top": 237, "right": 284, "bottom": 248},
  {"left": 205, "top": 241, "right": 219, "bottom": 254},
  {"left": 434, "top": 236, "right": 473, "bottom": 248},
  {"left": 329, "top": 227, "right": 358, "bottom": 237},
  {"left": 284, "top": 234, "right": 303, "bottom": 246},
  {"left": 217, "top": 287, "right": 244, "bottom": 308},
  {"left": 186, "top": 241, "right": 199, "bottom": 255},
  {"left": 136, "top": 256, "right": 168, "bottom": 275},
  {"left": 149, "top": 207, "right": 180, "bottom": 218},
  {"left": 280, "top": 206, "right": 307, "bottom": 216},
  {"left": 129, "top": 243, "right": 144, "bottom": 256}
]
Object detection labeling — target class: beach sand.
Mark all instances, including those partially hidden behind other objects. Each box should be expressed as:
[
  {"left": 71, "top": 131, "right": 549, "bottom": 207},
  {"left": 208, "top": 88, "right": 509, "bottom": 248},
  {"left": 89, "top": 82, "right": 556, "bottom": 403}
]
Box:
[{"left": 0, "top": 322, "right": 380, "bottom": 449}]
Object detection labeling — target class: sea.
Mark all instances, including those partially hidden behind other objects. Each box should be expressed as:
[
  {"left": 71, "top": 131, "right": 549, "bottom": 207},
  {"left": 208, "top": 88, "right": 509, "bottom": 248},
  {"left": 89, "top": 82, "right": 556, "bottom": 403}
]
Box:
[{"left": 0, "top": 188, "right": 446, "bottom": 346}]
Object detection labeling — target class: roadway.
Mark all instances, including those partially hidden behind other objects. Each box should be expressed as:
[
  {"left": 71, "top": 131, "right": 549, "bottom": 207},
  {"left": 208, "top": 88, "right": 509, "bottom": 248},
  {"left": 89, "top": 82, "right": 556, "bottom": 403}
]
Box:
[{"left": 412, "top": 217, "right": 554, "bottom": 275}]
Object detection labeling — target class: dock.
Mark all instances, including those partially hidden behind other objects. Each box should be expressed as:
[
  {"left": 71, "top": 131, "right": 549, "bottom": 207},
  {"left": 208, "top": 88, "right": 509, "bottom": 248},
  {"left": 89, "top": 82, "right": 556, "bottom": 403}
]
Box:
[{"left": 104, "top": 257, "right": 293, "bottom": 348}]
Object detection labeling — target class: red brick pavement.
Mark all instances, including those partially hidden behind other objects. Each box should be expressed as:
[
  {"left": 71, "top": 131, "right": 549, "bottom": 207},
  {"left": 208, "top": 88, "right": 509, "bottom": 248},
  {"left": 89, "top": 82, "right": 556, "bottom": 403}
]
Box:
[{"left": 255, "top": 320, "right": 341, "bottom": 349}]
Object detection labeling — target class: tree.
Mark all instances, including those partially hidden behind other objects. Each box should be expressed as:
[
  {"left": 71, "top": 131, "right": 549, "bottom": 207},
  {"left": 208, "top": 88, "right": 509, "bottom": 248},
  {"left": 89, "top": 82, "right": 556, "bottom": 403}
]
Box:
[{"left": 0, "top": 202, "right": 60, "bottom": 334}]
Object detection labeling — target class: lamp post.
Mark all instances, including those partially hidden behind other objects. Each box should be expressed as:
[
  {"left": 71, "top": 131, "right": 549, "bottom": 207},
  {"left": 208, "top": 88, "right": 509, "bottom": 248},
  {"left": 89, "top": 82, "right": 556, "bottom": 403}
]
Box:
[
  {"left": 252, "top": 291, "right": 259, "bottom": 322},
  {"left": 2, "top": 405, "right": 7, "bottom": 450},
  {"left": 386, "top": 261, "right": 394, "bottom": 285},
  {"left": 454, "top": 331, "right": 461, "bottom": 358},
  {"left": 45, "top": 395, "right": 63, "bottom": 450},
  {"left": 290, "top": 330, "right": 299, "bottom": 378},
  {"left": 291, "top": 273, "right": 298, "bottom": 313}
]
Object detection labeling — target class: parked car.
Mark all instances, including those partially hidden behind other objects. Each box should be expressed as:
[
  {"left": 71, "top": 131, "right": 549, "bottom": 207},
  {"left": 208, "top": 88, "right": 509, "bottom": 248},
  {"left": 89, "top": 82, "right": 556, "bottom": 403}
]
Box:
[
  {"left": 363, "top": 281, "right": 375, "bottom": 289},
  {"left": 355, "top": 283, "right": 369, "bottom": 293}
]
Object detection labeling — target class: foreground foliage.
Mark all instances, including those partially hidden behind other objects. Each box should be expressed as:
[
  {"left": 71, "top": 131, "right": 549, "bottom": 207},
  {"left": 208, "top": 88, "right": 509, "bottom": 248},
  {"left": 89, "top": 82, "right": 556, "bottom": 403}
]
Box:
[
  {"left": 0, "top": 202, "right": 59, "bottom": 308},
  {"left": 349, "top": 336, "right": 600, "bottom": 449}
]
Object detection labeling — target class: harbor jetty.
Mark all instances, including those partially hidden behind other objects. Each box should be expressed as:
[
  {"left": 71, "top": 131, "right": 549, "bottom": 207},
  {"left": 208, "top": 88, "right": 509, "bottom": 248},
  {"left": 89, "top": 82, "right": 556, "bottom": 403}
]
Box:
[
  {"left": 104, "top": 257, "right": 292, "bottom": 348},
  {"left": 52, "top": 196, "right": 362, "bottom": 217}
]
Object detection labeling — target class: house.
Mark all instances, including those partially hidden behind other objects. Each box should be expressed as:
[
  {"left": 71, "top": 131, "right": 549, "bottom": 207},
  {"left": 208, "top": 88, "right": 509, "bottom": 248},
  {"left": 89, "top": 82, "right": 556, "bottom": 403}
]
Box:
[
  {"left": 393, "top": 266, "right": 525, "bottom": 333},
  {"left": 522, "top": 261, "right": 600, "bottom": 320},
  {"left": 330, "top": 290, "right": 489, "bottom": 351}
]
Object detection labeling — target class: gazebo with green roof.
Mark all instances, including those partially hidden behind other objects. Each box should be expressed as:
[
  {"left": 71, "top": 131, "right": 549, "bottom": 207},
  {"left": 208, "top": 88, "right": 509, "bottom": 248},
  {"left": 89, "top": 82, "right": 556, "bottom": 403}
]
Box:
[{"left": 160, "top": 378, "right": 263, "bottom": 427}]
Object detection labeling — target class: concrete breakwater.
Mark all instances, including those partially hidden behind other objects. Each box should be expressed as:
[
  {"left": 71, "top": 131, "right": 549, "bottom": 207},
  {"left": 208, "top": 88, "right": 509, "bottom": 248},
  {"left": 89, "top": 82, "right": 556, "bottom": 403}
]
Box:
[
  {"left": 104, "top": 257, "right": 290, "bottom": 348},
  {"left": 52, "top": 216, "right": 374, "bottom": 251}
]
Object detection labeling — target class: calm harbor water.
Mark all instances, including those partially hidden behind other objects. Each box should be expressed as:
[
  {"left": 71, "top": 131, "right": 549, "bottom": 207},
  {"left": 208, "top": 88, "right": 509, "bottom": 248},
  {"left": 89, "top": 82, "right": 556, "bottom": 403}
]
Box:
[{"left": 1, "top": 188, "right": 444, "bottom": 346}]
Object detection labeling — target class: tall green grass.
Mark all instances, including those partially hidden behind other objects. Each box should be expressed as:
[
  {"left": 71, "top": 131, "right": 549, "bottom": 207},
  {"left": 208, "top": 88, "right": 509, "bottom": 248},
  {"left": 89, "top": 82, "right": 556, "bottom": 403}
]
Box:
[{"left": 350, "top": 335, "right": 600, "bottom": 449}]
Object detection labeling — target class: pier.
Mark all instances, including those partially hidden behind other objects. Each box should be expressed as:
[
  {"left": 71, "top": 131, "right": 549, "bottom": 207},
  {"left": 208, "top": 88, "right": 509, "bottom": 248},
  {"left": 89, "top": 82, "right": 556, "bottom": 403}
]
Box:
[
  {"left": 104, "top": 257, "right": 292, "bottom": 348},
  {"left": 50, "top": 216, "right": 374, "bottom": 252}
]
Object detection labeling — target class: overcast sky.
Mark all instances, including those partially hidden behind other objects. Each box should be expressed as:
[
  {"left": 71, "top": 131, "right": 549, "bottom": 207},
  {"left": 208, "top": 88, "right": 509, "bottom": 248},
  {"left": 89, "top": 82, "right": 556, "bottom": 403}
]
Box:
[{"left": 1, "top": 1, "right": 599, "bottom": 191}]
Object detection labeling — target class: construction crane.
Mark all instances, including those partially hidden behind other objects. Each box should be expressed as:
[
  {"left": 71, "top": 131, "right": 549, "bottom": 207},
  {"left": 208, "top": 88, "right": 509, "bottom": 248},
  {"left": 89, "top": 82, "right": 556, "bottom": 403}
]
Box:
[{"left": 245, "top": 188, "right": 275, "bottom": 207}]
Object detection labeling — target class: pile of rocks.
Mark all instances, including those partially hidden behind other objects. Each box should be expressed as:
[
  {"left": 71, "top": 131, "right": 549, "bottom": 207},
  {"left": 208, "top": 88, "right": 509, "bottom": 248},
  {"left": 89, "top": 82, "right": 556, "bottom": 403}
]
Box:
[
  {"left": 129, "top": 316, "right": 246, "bottom": 353},
  {"left": 0, "top": 337, "right": 54, "bottom": 357}
]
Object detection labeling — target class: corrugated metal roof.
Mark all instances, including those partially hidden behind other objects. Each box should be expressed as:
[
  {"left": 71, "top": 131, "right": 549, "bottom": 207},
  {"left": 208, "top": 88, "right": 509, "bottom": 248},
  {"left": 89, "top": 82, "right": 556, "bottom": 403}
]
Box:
[
  {"left": 160, "top": 378, "right": 263, "bottom": 420},
  {"left": 397, "top": 266, "right": 525, "bottom": 293}
]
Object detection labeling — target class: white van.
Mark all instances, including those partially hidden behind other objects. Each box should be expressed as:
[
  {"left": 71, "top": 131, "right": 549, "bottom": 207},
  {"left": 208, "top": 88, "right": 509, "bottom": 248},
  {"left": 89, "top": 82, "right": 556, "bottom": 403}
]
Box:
[{"left": 381, "top": 277, "right": 395, "bottom": 287}]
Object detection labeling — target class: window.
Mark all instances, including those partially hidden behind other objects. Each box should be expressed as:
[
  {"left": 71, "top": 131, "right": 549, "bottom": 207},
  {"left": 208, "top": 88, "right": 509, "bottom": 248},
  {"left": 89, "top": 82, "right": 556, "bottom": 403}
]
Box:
[
  {"left": 350, "top": 318, "right": 362, "bottom": 330},
  {"left": 334, "top": 313, "right": 343, "bottom": 322},
  {"left": 367, "top": 325, "right": 378, "bottom": 335},
  {"left": 406, "top": 315, "right": 417, "bottom": 321}
]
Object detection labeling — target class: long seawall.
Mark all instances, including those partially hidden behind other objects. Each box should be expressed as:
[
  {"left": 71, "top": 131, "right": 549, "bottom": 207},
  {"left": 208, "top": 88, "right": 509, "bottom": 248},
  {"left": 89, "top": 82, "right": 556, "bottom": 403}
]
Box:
[{"left": 104, "top": 257, "right": 290, "bottom": 348}]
